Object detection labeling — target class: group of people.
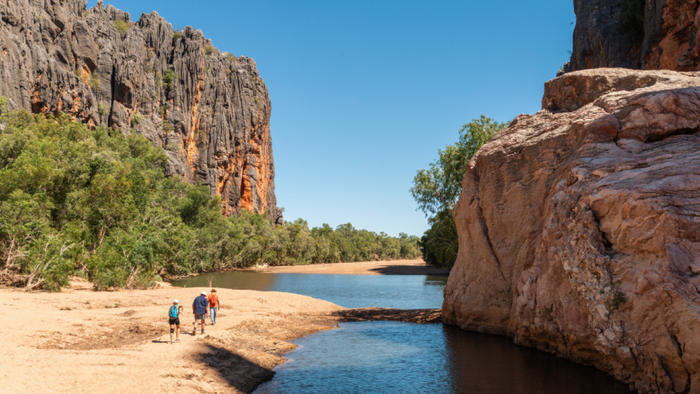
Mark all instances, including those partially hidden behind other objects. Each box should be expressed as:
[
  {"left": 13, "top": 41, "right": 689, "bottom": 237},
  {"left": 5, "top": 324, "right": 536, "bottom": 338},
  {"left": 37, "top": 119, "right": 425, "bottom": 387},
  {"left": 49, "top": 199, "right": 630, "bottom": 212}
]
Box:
[{"left": 167, "top": 289, "right": 221, "bottom": 344}]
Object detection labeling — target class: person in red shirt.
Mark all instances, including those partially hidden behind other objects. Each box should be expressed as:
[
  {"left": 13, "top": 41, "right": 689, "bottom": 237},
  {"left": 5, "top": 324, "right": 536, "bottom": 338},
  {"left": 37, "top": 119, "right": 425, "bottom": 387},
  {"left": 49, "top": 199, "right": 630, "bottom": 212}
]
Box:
[{"left": 207, "top": 289, "right": 221, "bottom": 325}]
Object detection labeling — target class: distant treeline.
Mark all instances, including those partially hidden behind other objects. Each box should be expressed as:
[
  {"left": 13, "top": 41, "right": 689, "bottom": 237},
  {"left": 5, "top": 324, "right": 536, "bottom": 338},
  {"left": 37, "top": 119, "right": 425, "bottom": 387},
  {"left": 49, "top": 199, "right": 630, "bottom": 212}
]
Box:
[{"left": 0, "top": 102, "right": 420, "bottom": 290}]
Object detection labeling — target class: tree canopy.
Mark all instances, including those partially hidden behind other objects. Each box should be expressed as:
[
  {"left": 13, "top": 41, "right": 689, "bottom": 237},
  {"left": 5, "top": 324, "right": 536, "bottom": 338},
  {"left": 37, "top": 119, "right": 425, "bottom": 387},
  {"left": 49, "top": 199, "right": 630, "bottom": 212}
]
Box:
[
  {"left": 411, "top": 115, "right": 507, "bottom": 267},
  {"left": 0, "top": 105, "right": 420, "bottom": 290}
]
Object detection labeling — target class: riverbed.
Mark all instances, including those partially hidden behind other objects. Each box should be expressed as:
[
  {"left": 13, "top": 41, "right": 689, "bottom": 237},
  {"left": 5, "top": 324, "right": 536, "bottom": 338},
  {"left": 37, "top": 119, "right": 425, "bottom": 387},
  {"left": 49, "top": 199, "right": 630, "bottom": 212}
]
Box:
[{"left": 174, "top": 270, "right": 632, "bottom": 393}]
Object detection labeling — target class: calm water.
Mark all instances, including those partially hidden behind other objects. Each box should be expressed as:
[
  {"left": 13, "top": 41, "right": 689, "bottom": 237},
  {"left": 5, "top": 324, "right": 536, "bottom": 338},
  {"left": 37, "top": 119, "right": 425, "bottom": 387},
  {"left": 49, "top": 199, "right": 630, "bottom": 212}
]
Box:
[
  {"left": 175, "top": 271, "right": 632, "bottom": 394},
  {"left": 174, "top": 271, "right": 446, "bottom": 309}
]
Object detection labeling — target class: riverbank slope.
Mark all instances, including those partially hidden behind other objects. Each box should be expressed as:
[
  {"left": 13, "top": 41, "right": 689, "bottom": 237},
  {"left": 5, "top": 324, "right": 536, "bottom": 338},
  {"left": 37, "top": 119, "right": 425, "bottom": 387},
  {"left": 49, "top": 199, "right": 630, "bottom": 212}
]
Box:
[{"left": 0, "top": 286, "right": 341, "bottom": 393}]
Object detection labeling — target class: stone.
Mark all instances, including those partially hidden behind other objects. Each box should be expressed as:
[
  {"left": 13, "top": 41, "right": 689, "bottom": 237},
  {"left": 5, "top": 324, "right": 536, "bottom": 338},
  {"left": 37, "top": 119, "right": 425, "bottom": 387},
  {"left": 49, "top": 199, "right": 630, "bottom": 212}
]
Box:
[
  {"left": 0, "top": 0, "right": 281, "bottom": 222},
  {"left": 568, "top": 0, "right": 700, "bottom": 72},
  {"left": 443, "top": 68, "right": 700, "bottom": 393}
]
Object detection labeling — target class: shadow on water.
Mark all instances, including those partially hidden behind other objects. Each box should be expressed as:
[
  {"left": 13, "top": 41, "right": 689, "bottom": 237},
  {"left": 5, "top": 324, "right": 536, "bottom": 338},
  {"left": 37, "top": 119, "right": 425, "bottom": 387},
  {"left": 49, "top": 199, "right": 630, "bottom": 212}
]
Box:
[
  {"left": 369, "top": 264, "right": 450, "bottom": 276},
  {"left": 197, "top": 343, "right": 274, "bottom": 393},
  {"left": 443, "top": 325, "right": 633, "bottom": 394}
]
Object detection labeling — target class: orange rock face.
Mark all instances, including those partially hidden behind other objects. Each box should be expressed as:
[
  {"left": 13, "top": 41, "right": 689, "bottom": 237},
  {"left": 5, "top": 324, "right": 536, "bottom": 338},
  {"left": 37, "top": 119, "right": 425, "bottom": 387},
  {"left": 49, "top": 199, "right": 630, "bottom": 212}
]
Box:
[
  {"left": 443, "top": 69, "right": 700, "bottom": 393},
  {"left": 0, "top": 0, "right": 281, "bottom": 222}
]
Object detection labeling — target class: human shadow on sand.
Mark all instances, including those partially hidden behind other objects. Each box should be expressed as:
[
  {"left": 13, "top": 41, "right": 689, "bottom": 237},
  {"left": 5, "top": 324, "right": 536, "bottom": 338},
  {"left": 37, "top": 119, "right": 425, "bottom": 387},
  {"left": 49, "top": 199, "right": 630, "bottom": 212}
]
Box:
[{"left": 196, "top": 343, "right": 274, "bottom": 393}]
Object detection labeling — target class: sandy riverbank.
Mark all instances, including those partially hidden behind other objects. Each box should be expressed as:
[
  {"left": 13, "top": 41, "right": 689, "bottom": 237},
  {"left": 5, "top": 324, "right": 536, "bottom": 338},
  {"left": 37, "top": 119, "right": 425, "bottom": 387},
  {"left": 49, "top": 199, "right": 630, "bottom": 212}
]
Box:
[
  {"left": 0, "top": 285, "right": 342, "bottom": 393},
  {"left": 249, "top": 258, "right": 449, "bottom": 276}
]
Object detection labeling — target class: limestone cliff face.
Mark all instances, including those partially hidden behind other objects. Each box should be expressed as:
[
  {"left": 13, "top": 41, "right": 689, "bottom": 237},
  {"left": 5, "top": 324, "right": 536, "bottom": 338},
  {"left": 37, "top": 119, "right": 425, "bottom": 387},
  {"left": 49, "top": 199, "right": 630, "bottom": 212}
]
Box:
[
  {"left": 0, "top": 0, "right": 281, "bottom": 221},
  {"left": 568, "top": 0, "right": 700, "bottom": 71},
  {"left": 443, "top": 69, "right": 700, "bottom": 393}
]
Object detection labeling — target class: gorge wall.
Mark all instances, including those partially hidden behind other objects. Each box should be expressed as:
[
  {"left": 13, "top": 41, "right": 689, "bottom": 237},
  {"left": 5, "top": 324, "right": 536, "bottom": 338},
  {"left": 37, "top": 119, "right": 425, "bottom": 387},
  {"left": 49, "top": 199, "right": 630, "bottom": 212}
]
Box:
[
  {"left": 442, "top": 68, "right": 700, "bottom": 393},
  {"left": 0, "top": 0, "right": 281, "bottom": 221},
  {"left": 568, "top": 0, "right": 700, "bottom": 72}
]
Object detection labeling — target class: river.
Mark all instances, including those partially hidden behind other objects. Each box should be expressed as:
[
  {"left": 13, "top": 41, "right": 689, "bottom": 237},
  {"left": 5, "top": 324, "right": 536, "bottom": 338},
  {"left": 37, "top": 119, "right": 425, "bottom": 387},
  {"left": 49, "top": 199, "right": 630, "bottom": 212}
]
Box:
[{"left": 174, "top": 271, "right": 632, "bottom": 393}]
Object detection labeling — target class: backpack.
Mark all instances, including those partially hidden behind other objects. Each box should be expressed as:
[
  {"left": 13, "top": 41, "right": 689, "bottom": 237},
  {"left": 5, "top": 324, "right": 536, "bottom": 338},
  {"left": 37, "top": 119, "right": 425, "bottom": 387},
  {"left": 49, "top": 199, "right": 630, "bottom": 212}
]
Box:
[{"left": 169, "top": 305, "right": 179, "bottom": 318}]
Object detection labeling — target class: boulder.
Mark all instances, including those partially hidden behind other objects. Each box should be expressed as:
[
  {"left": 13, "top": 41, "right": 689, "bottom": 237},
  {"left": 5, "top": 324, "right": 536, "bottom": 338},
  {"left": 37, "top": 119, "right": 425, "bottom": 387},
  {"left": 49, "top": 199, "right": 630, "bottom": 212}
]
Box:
[{"left": 443, "top": 68, "right": 700, "bottom": 393}]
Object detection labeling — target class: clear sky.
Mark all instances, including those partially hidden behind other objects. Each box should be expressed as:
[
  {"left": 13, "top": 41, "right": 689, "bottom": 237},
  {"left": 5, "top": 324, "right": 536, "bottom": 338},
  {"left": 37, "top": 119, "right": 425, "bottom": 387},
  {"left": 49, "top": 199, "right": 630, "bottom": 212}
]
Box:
[{"left": 89, "top": 0, "right": 575, "bottom": 236}]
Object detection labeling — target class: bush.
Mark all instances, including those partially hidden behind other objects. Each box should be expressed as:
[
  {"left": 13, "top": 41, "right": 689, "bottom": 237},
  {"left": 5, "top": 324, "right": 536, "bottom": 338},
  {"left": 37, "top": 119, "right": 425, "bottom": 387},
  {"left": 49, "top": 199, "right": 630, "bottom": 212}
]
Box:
[
  {"left": 114, "top": 19, "right": 130, "bottom": 35},
  {"left": 0, "top": 106, "right": 421, "bottom": 290},
  {"left": 172, "top": 32, "right": 184, "bottom": 43}
]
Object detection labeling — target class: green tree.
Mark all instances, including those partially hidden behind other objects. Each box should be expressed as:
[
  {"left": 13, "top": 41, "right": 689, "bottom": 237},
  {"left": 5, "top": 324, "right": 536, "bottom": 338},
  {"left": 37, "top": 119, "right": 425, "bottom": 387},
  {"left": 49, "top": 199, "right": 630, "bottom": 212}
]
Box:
[{"left": 411, "top": 115, "right": 506, "bottom": 267}]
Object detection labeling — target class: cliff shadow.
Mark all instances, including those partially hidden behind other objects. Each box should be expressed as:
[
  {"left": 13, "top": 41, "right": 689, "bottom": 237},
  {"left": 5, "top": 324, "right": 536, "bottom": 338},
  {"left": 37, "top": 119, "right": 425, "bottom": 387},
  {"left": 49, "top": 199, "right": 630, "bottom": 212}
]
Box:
[
  {"left": 368, "top": 265, "right": 449, "bottom": 276},
  {"left": 196, "top": 343, "right": 274, "bottom": 393}
]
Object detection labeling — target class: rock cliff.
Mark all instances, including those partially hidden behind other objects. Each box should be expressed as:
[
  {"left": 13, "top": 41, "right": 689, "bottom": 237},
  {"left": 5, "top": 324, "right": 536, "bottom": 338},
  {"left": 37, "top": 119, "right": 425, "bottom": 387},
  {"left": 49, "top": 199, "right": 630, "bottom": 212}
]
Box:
[
  {"left": 568, "top": 0, "right": 700, "bottom": 71},
  {"left": 0, "top": 0, "right": 281, "bottom": 221},
  {"left": 442, "top": 68, "right": 700, "bottom": 393}
]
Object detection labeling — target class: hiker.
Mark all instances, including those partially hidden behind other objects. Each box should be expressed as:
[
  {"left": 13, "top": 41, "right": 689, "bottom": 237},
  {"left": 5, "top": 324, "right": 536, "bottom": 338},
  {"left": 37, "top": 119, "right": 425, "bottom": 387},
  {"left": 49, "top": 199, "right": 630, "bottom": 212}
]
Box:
[
  {"left": 192, "top": 291, "right": 208, "bottom": 335},
  {"left": 168, "top": 299, "right": 183, "bottom": 344},
  {"left": 207, "top": 289, "right": 221, "bottom": 325}
]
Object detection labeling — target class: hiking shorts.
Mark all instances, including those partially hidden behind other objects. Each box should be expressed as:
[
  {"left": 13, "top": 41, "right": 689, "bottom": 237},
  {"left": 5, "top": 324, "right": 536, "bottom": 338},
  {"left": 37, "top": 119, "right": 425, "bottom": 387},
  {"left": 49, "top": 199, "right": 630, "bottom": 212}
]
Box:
[
  {"left": 194, "top": 313, "right": 205, "bottom": 321},
  {"left": 169, "top": 317, "right": 180, "bottom": 325}
]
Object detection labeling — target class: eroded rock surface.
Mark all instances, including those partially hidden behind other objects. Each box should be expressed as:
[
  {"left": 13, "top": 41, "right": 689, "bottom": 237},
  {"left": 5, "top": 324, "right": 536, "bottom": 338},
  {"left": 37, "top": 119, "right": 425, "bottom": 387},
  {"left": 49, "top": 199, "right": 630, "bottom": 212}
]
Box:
[
  {"left": 568, "top": 0, "right": 700, "bottom": 72},
  {"left": 443, "top": 68, "right": 700, "bottom": 393},
  {"left": 0, "top": 0, "right": 280, "bottom": 221}
]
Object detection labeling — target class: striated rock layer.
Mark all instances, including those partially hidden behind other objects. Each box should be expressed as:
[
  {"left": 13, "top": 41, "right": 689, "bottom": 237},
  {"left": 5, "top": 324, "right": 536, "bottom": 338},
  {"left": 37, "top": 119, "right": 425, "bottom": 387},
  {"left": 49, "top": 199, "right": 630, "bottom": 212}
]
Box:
[
  {"left": 568, "top": 0, "right": 700, "bottom": 72},
  {"left": 443, "top": 68, "right": 700, "bottom": 393},
  {"left": 0, "top": 0, "right": 281, "bottom": 221}
]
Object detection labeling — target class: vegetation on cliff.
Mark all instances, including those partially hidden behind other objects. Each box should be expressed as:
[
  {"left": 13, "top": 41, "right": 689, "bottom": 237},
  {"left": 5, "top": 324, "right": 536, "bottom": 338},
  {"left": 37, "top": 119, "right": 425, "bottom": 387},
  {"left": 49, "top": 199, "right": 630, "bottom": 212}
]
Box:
[
  {"left": 0, "top": 105, "right": 419, "bottom": 290},
  {"left": 411, "top": 115, "right": 506, "bottom": 267}
]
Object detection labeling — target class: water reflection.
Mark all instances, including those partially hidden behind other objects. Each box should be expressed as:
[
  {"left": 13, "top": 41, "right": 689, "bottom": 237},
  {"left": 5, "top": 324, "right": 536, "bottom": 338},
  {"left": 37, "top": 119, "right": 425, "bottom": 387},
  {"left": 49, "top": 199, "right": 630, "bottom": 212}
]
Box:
[
  {"left": 442, "top": 325, "right": 632, "bottom": 393},
  {"left": 177, "top": 272, "right": 631, "bottom": 394},
  {"left": 174, "top": 271, "right": 447, "bottom": 309},
  {"left": 256, "top": 322, "right": 632, "bottom": 394}
]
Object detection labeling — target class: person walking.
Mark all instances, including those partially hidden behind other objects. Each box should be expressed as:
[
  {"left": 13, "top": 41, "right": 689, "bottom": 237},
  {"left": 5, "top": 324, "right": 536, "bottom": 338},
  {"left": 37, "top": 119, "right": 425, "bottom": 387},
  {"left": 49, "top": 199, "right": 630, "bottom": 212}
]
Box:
[
  {"left": 207, "top": 289, "right": 221, "bottom": 325},
  {"left": 168, "top": 299, "right": 182, "bottom": 344},
  {"left": 192, "top": 291, "right": 208, "bottom": 335}
]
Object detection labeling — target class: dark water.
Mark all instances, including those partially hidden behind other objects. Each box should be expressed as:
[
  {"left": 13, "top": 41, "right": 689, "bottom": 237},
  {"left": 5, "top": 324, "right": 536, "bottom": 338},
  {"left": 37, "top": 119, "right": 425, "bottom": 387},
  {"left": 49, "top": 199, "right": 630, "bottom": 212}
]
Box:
[{"left": 175, "top": 272, "right": 632, "bottom": 394}]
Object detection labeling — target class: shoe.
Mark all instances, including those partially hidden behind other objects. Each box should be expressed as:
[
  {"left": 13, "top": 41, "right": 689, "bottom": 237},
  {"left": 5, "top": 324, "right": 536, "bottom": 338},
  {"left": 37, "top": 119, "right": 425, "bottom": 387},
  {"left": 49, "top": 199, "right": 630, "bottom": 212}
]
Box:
[
  {"left": 192, "top": 328, "right": 196, "bottom": 336},
  {"left": 201, "top": 329, "right": 205, "bottom": 334},
  {"left": 175, "top": 338, "right": 180, "bottom": 342}
]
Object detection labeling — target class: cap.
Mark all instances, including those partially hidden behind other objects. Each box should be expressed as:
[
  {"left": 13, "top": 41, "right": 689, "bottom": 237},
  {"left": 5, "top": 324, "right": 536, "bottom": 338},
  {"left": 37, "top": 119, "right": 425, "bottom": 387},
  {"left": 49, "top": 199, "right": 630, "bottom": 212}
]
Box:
[
  {"left": 201, "top": 291, "right": 207, "bottom": 296},
  {"left": 173, "top": 299, "right": 179, "bottom": 304}
]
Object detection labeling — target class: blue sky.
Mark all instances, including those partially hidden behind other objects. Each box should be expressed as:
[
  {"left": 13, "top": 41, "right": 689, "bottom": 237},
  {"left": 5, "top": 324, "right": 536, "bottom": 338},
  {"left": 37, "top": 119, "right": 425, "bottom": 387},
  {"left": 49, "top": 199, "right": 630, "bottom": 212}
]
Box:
[{"left": 89, "top": 0, "right": 575, "bottom": 236}]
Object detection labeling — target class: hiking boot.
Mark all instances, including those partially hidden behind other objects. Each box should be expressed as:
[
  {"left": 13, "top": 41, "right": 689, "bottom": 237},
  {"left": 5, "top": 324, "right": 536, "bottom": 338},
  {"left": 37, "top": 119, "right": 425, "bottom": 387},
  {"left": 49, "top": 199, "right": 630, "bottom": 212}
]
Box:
[{"left": 192, "top": 328, "right": 196, "bottom": 336}]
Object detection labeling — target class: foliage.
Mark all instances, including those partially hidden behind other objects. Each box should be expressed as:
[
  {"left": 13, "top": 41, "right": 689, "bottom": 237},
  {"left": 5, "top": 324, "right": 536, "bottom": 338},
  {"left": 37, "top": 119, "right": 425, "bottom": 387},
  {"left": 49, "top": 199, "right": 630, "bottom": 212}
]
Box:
[
  {"left": 411, "top": 115, "right": 506, "bottom": 267},
  {"left": 224, "top": 52, "right": 237, "bottom": 63},
  {"left": 172, "top": 31, "right": 184, "bottom": 43},
  {"left": 162, "top": 69, "right": 175, "bottom": 93},
  {"left": 411, "top": 115, "right": 507, "bottom": 217},
  {"left": 89, "top": 71, "right": 100, "bottom": 89},
  {"left": 114, "top": 19, "right": 130, "bottom": 35},
  {"left": 131, "top": 111, "right": 142, "bottom": 127},
  {"left": 419, "top": 210, "right": 458, "bottom": 268},
  {"left": 204, "top": 44, "right": 214, "bottom": 56},
  {"left": 0, "top": 108, "right": 419, "bottom": 290}
]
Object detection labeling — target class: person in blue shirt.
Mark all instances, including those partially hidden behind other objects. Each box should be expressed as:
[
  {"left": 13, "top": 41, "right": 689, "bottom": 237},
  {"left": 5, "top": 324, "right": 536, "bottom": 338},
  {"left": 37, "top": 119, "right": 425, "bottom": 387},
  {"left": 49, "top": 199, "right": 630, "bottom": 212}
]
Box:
[
  {"left": 168, "top": 299, "right": 183, "bottom": 344},
  {"left": 192, "top": 291, "right": 209, "bottom": 335}
]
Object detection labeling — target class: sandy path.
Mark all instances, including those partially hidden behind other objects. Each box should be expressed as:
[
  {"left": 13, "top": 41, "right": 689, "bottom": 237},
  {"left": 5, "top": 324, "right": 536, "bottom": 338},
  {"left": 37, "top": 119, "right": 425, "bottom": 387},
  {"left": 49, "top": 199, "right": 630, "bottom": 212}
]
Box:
[
  {"left": 0, "top": 285, "right": 342, "bottom": 393},
  {"left": 250, "top": 259, "right": 448, "bottom": 276}
]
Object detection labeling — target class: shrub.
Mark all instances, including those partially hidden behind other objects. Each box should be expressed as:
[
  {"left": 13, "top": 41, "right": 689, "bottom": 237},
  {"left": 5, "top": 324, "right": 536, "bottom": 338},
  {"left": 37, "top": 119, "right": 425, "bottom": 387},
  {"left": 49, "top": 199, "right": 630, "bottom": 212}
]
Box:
[
  {"left": 131, "top": 111, "right": 142, "bottom": 126},
  {"left": 172, "top": 31, "right": 184, "bottom": 43},
  {"left": 114, "top": 19, "right": 130, "bottom": 35}
]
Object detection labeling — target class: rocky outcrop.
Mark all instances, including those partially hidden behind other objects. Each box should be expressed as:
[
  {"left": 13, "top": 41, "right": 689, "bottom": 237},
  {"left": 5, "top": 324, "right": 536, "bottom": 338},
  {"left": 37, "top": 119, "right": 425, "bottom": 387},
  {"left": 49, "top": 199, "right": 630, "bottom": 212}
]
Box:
[
  {"left": 443, "top": 68, "right": 700, "bottom": 393},
  {"left": 0, "top": 0, "right": 281, "bottom": 221},
  {"left": 568, "top": 0, "right": 700, "bottom": 72}
]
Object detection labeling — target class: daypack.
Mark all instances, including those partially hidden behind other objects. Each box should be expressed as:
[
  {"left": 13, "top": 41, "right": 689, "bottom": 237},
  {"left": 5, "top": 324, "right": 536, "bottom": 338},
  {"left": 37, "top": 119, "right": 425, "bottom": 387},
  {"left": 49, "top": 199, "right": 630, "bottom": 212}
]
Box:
[{"left": 169, "top": 305, "right": 179, "bottom": 318}]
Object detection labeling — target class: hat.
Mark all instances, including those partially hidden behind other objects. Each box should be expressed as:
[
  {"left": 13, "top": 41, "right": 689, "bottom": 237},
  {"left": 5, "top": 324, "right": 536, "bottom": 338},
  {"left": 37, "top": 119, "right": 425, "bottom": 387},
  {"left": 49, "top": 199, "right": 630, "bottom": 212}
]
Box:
[
  {"left": 173, "top": 299, "right": 179, "bottom": 304},
  {"left": 201, "top": 291, "right": 207, "bottom": 296}
]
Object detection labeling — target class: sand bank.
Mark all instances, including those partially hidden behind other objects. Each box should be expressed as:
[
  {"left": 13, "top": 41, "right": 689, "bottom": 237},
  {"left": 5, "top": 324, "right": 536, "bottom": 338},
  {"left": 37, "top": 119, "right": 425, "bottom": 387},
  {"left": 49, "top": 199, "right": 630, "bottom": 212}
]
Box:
[
  {"left": 0, "top": 285, "right": 342, "bottom": 393},
  {"left": 249, "top": 258, "right": 448, "bottom": 276}
]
